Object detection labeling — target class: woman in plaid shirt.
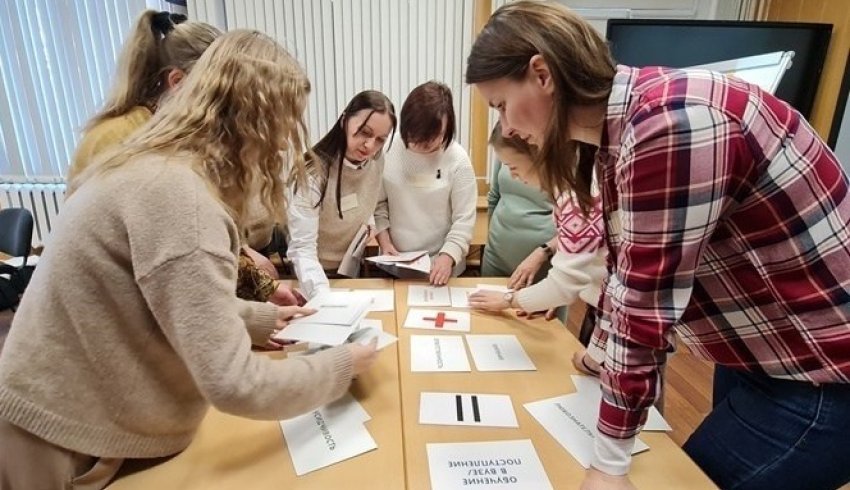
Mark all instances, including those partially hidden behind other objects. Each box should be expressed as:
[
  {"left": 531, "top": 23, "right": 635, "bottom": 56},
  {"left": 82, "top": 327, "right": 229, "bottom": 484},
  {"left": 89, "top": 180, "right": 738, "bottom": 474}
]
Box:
[{"left": 467, "top": 2, "right": 850, "bottom": 489}]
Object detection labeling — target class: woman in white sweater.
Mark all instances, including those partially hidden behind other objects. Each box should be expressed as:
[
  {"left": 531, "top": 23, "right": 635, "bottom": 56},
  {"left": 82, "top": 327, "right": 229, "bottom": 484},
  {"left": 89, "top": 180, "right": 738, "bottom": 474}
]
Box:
[{"left": 374, "top": 81, "right": 477, "bottom": 285}]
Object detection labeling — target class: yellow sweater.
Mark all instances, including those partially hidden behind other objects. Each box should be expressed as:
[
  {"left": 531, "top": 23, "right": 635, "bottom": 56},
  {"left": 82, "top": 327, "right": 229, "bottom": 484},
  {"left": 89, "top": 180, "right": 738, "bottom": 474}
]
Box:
[{"left": 67, "top": 106, "right": 152, "bottom": 182}]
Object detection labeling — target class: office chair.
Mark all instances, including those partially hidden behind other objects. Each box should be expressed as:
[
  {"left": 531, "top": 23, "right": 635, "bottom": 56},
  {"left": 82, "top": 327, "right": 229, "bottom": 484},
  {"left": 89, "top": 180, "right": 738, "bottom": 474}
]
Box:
[{"left": 0, "top": 208, "right": 34, "bottom": 311}]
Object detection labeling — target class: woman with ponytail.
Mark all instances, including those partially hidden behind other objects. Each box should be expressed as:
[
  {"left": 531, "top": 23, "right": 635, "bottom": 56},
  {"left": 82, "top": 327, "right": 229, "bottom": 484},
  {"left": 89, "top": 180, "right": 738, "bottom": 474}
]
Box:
[
  {"left": 0, "top": 31, "right": 378, "bottom": 489},
  {"left": 467, "top": 2, "right": 850, "bottom": 489}
]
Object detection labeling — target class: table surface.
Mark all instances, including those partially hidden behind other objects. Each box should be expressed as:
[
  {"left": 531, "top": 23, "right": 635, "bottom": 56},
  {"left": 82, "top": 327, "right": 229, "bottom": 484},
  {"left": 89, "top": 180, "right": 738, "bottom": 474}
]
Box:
[{"left": 109, "top": 277, "right": 715, "bottom": 489}]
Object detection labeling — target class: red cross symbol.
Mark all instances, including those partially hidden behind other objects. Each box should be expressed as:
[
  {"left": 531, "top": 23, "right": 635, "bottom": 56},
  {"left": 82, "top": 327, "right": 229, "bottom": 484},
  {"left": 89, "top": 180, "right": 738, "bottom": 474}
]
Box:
[{"left": 422, "top": 312, "right": 458, "bottom": 328}]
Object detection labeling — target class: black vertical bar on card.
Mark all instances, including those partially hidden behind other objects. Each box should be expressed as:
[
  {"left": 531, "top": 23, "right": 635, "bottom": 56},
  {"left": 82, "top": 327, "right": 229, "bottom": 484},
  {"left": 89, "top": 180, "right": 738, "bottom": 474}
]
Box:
[
  {"left": 455, "top": 394, "right": 464, "bottom": 421},
  {"left": 471, "top": 395, "right": 481, "bottom": 422}
]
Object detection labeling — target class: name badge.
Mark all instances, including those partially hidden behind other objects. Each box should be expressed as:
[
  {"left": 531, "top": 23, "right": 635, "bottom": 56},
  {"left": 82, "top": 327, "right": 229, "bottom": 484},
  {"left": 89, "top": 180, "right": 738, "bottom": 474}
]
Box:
[{"left": 340, "top": 193, "right": 359, "bottom": 212}]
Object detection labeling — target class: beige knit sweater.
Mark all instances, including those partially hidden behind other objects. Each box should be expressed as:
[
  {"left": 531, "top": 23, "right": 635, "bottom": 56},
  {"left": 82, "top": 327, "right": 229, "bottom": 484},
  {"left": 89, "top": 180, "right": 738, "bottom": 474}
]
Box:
[{"left": 0, "top": 154, "right": 353, "bottom": 458}]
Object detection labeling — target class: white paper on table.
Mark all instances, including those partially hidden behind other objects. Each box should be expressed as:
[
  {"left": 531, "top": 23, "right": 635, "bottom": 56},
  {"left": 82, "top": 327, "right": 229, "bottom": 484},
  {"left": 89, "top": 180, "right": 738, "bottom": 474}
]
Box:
[
  {"left": 426, "top": 439, "right": 553, "bottom": 490},
  {"left": 290, "top": 291, "right": 371, "bottom": 326},
  {"left": 410, "top": 335, "right": 470, "bottom": 372},
  {"left": 465, "top": 335, "right": 536, "bottom": 371},
  {"left": 351, "top": 289, "right": 395, "bottom": 312},
  {"left": 274, "top": 322, "right": 356, "bottom": 346},
  {"left": 325, "top": 392, "right": 371, "bottom": 423},
  {"left": 449, "top": 287, "right": 477, "bottom": 308},
  {"left": 524, "top": 393, "right": 649, "bottom": 469},
  {"left": 475, "top": 283, "right": 512, "bottom": 293},
  {"left": 348, "top": 327, "right": 398, "bottom": 350},
  {"left": 404, "top": 309, "right": 471, "bottom": 332},
  {"left": 408, "top": 285, "right": 452, "bottom": 307},
  {"left": 279, "top": 397, "right": 377, "bottom": 475},
  {"left": 420, "top": 392, "right": 518, "bottom": 428},
  {"left": 570, "top": 375, "right": 671, "bottom": 431}
]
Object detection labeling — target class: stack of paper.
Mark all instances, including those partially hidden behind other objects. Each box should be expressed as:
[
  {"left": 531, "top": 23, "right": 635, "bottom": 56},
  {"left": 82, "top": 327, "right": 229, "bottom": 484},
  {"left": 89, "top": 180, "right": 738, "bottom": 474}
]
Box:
[
  {"left": 279, "top": 393, "right": 377, "bottom": 475},
  {"left": 274, "top": 291, "right": 371, "bottom": 346},
  {"left": 427, "top": 439, "right": 553, "bottom": 490},
  {"left": 523, "top": 374, "right": 672, "bottom": 468},
  {"left": 367, "top": 251, "right": 431, "bottom": 274}
]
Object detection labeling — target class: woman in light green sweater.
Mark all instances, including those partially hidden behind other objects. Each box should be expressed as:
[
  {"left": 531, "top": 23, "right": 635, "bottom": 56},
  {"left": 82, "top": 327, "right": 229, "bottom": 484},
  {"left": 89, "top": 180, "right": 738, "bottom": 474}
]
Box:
[
  {"left": 0, "top": 31, "right": 377, "bottom": 489},
  {"left": 482, "top": 126, "right": 556, "bottom": 286}
]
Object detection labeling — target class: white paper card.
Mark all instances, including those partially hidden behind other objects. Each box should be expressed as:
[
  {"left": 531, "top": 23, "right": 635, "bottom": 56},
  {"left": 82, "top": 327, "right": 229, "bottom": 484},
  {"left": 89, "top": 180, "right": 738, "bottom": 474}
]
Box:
[
  {"left": 291, "top": 291, "right": 371, "bottom": 326},
  {"left": 351, "top": 289, "right": 395, "bottom": 312},
  {"left": 358, "top": 318, "right": 383, "bottom": 331},
  {"left": 570, "top": 375, "right": 671, "bottom": 431},
  {"left": 408, "top": 285, "right": 452, "bottom": 307},
  {"left": 368, "top": 251, "right": 427, "bottom": 263},
  {"left": 404, "top": 309, "right": 471, "bottom": 332},
  {"left": 524, "top": 393, "right": 649, "bottom": 469},
  {"left": 476, "top": 284, "right": 512, "bottom": 293},
  {"left": 449, "top": 287, "right": 477, "bottom": 308},
  {"left": 275, "top": 323, "right": 356, "bottom": 346},
  {"left": 465, "top": 335, "right": 536, "bottom": 371},
  {"left": 411, "top": 335, "right": 470, "bottom": 372},
  {"left": 426, "top": 439, "right": 553, "bottom": 490},
  {"left": 279, "top": 397, "right": 377, "bottom": 475},
  {"left": 420, "top": 392, "right": 518, "bottom": 428}
]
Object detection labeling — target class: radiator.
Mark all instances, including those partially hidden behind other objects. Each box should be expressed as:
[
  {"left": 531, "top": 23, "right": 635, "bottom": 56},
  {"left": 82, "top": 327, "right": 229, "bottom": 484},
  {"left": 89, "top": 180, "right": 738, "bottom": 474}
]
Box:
[{"left": 0, "top": 178, "right": 66, "bottom": 249}]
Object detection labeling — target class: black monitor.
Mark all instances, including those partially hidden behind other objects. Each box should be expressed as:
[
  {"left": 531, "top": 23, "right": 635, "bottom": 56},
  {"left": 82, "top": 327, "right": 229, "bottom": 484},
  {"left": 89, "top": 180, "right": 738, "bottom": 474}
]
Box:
[{"left": 606, "top": 19, "right": 832, "bottom": 119}]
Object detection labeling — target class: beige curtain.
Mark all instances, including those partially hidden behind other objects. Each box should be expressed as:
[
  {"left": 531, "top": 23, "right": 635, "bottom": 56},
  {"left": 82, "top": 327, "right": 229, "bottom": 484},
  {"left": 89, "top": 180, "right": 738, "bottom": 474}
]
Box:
[{"left": 739, "top": 0, "right": 772, "bottom": 21}]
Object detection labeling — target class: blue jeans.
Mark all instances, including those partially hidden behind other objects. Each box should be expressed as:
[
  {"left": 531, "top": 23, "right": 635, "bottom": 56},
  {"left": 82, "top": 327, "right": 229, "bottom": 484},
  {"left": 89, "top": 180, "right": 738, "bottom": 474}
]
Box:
[{"left": 683, "top": 365, "right": 850, "bottom": 490}]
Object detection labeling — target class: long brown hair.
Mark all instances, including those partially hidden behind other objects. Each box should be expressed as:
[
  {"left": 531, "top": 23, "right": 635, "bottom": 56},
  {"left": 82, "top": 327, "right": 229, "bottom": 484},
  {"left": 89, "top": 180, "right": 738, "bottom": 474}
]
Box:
[
  {"left": 79, "top": 30, "right": 312, "bottom": 234},
  {"left": 87, "top": 10, "right": 221, "bottom": 129},
  {"left": 466, "top": 1, "right": 615, "bottom": 211},
  {"left": 307, "top": 90, "right": 397, "bottom": 219}
]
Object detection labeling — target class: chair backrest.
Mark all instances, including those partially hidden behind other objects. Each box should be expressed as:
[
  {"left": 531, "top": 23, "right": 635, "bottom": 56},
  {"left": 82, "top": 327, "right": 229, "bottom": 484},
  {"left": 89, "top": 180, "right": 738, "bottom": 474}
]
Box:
[{"left": 0, "top": 207, "right": 33, "bottom": 258}]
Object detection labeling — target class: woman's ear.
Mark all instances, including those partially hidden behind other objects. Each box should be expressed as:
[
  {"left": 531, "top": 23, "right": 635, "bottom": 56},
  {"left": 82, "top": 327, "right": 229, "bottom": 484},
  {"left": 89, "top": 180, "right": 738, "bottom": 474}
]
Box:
[
  {"left": 166, "top": 68, "right": 186, "bottom": 91},
  {"left": 528, "top": 54, "right": 554, "bottom": 96}
]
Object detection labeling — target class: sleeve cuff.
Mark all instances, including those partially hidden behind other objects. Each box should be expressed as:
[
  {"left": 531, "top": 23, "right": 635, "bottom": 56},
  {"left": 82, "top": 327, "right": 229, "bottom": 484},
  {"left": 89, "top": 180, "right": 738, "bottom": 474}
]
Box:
[
  {"left": 592, "top": 432, "right": 635, "bottom": 476},
  {"left": 237, "top": 300, "right": 278, "bottom": 346},
  {"left": 439, "top": 243, "right": 464, "bottom": 266},
  {"left": 516, "top": 279, "right": 564, "bottom": 312}
]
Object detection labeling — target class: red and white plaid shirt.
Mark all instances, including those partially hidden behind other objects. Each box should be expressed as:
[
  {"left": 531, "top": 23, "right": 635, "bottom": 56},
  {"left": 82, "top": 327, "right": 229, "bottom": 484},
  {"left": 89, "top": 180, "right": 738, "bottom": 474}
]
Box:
[{"left": 591, "top": 65, "right": 850, "bottom": 442}]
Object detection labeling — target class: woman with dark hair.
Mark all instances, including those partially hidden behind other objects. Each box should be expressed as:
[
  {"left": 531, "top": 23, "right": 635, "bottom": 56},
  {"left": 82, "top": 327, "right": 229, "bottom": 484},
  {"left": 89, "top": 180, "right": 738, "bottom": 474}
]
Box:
[
  {"left": 373, "top": 81, "right": 476, "bottom": 285},
  {"left": 467, "top": 2, "right": 850, "bottom": 489},
  {"left": 285, "top": 90, "right": 396, "bottom": 287}
]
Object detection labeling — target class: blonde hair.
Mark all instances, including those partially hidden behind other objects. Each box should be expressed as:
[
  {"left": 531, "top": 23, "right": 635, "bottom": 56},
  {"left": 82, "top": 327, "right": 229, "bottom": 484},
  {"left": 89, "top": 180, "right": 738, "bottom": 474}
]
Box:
[
  {"left": 87, "top": 10, "right": 221, "bottom": 129},
  {"left": 466, "top": 1, "right": 615, "bottom": 211},
  {"left": 79, "top": 30, "right": 312, "bottom": 235}
]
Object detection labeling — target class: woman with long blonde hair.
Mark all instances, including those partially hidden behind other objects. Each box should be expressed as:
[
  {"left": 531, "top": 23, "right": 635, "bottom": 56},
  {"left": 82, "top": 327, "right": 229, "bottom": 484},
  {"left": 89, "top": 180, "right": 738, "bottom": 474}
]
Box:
[
  {"left": 468, "top": 2, "right": 850, "bottom": 489},
  {"left": 0, "top": 31, "right": 378, "bottom": 489}
]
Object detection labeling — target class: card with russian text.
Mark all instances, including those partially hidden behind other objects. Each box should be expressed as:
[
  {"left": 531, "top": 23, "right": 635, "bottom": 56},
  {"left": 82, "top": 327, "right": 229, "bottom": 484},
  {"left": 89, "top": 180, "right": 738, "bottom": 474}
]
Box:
[{"left": 426, "top": 439, "right": 552, "bottom": 490}]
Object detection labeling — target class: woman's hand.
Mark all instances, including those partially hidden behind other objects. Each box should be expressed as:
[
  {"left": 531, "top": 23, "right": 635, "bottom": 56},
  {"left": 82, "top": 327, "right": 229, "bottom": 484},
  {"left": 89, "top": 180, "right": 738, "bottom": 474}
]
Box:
[
  {"left": 429, "top": 253, "right": 454, "bottom": 286},
  {"left": 376, "top": 230, "right": 399, "bottom": 256},
  {"left": 268, "top": 283, "right": 307, "bottom": 306},
  {"left": 580, "top": 468, "right": 636, "bottom": 490},
  {"left": 508, "top": 247, "right": 549, "bottom": 290},
  {"left": 468, "top": 290, "right": 510, "bottom": 312}
]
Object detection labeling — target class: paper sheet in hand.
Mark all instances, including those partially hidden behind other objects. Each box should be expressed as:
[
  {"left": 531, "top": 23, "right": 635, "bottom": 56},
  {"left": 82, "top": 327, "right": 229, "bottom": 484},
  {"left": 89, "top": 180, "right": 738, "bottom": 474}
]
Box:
[
  {"left": 465, "top": 335, "right": 536, "bottom": 371},
  {"left": 404, "top": 309, "right": 471, "bottom": 332},
  {"left": 337, "top": 224, "right": 369, "bottom": 277},
  {"left": 449, "top": 287, "right": 477, "bottom": 308},
  {"left": 368, "top": 251, "right": 431, "bottom": 274},
  {"left": 368, "top": 251, "right": 427, "bottom": 263},
  {"left": 279, "top": 396, "right": 376, "bottom": 475},
  {"left": 570, "top": 375, "right": 671, "bottom": 431},
  {"left": 408, "top": 285, "right": 451, "bottom": 306},
  {"left": 290, "top": 291, "right": 371, "bottom": 326},
  {"left": 427, "top": 439, "right": 553, "bottom": 490},
  {"left": 524, "top": 393, "right": 649, "bottom": 469},
  {"left": 420, "top": 392, "right": 518, "bottom": 428},
  {"left": 411, "top": 335, "right": 470, "bottom": 372},
  {"left": 274, "top": 322, "right": 356, "bottom": 346}
]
